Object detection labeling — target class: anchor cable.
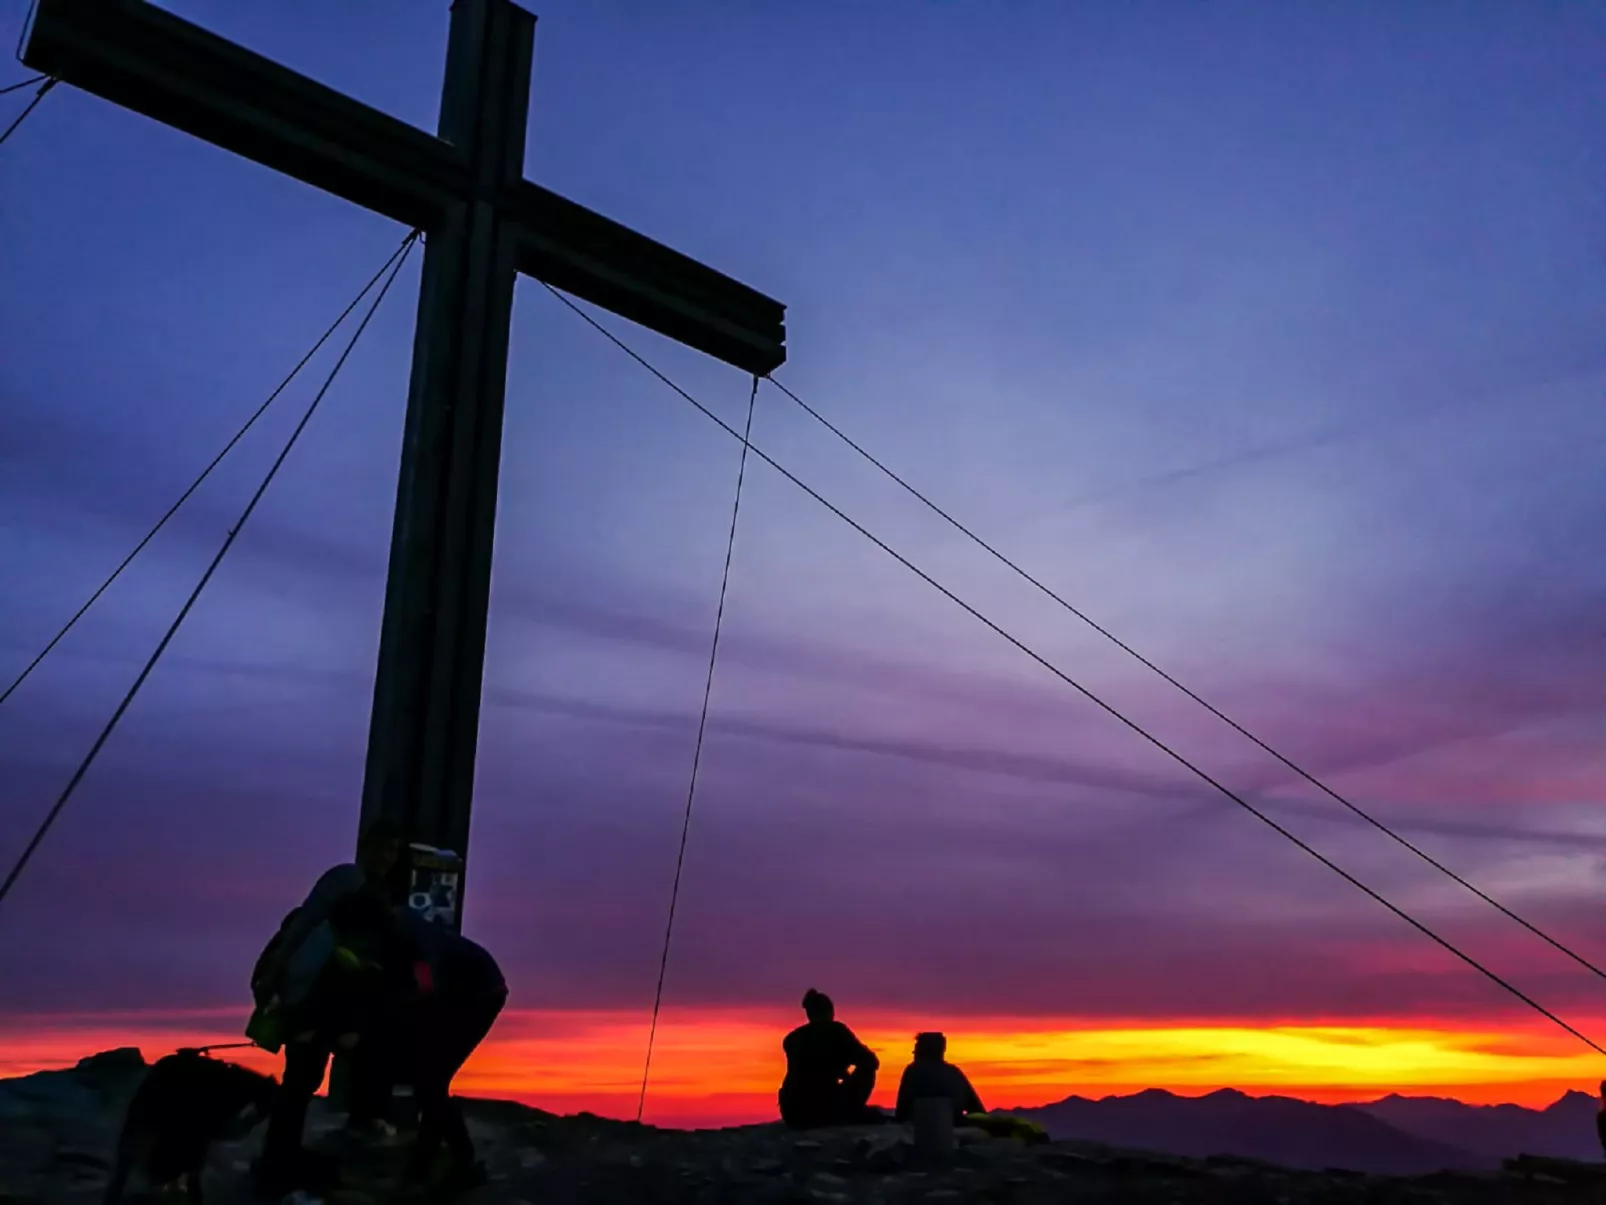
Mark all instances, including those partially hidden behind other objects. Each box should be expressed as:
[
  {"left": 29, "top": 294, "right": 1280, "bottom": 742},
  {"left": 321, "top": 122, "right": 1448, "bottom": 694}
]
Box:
[
  {"left": 762, "top": 374, "right": 1606, "bottom": 986},
  {"left": 0, "top": 72, "right": 53, "bottom": 148},
  {"left": 0, "top": 72, "right": 44, "bottom": 95},
  {"left": 0, "top": 231, "right": 420, "bottom": 915},
  {"left": 545, "top": 284, "right": 1606, "bottom": 1059},
  {"left": 635, "top": 372, "right": 761, "bottom": 1122},
  {"left": 0, "top": 232, "right": 419, "bottom": 712}
]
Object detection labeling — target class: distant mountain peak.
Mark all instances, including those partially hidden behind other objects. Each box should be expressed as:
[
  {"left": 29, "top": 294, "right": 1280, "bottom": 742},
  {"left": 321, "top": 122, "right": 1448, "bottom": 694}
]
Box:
[{"left": 1548, "top": 1090, "right": 1597, "bottom": 1111}]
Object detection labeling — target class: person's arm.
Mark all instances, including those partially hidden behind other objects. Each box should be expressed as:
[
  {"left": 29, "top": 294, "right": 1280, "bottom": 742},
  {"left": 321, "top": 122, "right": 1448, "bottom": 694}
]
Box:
[
  {"left": 843, "top": 1025, "right": 879, "bottom": 1071},
  {"left": 958, "top": 1067, "right": 984, "bottom": 1116}
]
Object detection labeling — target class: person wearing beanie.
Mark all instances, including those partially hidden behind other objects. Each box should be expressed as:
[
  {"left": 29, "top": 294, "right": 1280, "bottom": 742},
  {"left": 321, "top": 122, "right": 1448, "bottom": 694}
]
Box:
[{"left": 894, "top": 1031, "right": 984, "bottom": 1125}]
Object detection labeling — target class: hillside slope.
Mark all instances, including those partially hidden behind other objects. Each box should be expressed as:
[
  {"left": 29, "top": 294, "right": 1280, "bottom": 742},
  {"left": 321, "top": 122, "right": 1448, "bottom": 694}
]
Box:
[{"left": 4, "top": 1050, "right": 1604, "bottom": 1203}]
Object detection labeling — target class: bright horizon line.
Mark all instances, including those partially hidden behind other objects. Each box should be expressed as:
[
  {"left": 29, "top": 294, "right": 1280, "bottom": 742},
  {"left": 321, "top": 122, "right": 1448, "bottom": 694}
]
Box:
[{"left": 4, "top": 1005, "right": 1600, "bottom": 1127}]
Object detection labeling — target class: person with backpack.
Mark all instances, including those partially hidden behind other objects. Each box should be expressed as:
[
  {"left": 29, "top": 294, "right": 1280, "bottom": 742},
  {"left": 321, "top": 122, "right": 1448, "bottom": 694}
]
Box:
[
  {"left": 249, "top": 819, "right": 404, "bottom": 1196},
  {"left": 286, "top": 887, "right": 508, "bottom": 1191}
]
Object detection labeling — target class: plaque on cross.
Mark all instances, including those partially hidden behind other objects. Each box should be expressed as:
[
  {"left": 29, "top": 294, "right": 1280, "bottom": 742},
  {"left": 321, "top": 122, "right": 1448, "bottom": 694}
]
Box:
[{"left": 23, "top": 0, "right": 786, "bottom": 923}]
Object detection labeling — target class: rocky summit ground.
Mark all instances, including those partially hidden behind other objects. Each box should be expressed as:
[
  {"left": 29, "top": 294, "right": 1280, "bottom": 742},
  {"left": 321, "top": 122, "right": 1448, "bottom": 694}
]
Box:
[{"left": 4, "top": 1050, "right": 1606, "bottom": 1204}]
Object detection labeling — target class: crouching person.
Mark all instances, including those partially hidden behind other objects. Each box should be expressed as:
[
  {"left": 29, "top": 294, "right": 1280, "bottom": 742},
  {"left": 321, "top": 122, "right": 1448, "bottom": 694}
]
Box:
[{"left": 398, "top": 913, "right": 508, "bottom": 1191}]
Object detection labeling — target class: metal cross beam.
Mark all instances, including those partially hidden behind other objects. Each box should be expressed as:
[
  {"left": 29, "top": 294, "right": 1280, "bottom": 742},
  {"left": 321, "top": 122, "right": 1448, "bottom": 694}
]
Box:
[{"left": 24, "top": 0, "right": 786, "bottom": 921}]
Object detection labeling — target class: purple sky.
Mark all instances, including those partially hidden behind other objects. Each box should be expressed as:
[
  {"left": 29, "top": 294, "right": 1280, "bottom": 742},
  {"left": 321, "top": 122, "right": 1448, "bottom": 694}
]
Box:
[{"left": 1, "top": 0, "right": 1604, "bottom": 1034}]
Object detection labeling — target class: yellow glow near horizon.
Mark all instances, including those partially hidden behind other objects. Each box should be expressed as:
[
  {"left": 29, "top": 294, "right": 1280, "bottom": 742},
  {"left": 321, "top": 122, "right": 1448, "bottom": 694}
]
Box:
[{"left": 4, "top": 1008, "right": 1599, "bottom": 1125}]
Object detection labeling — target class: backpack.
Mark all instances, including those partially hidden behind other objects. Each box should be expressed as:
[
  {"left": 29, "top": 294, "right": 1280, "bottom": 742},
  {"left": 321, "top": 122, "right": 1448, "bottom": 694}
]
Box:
[{"left": 249, "top": 906, "right": 303, "bottom": 1003}]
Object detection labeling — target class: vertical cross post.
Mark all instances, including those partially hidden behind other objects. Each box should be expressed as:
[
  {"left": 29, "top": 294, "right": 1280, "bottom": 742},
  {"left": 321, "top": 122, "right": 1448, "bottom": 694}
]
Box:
[{"left": 357, "top": 0, "right": 533, "bottom": 920}]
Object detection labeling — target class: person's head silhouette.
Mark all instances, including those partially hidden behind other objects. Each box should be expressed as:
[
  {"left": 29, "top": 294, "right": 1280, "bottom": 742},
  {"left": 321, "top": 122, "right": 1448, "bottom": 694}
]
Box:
[
  {"left": 802, "top": 988, "right": 834, "bottom": 1023},
  {"left": 358, "top": 817, "right": 404, "bottom": 880}
]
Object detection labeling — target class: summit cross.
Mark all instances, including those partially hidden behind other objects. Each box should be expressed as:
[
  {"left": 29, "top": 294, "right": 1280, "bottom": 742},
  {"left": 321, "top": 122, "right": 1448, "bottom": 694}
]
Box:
[{"left": 22, "top": 0, "right": 786, "bottom": 920}]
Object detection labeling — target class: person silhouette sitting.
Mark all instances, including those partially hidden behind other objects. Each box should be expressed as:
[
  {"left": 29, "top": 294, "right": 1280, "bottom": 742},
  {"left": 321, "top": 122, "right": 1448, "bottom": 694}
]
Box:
[
  {"left": 778, "top": 989, "right": 881, "bottom": 1129},
  {"left": 895, "top": 1031, "right": 984, "bottom": 1125}
]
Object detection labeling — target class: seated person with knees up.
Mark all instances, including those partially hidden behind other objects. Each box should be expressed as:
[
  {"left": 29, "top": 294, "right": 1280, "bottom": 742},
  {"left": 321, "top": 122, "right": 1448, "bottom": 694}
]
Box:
[
  {"left": 895, "top": 1031, "right": 983, "bottom": 1125},
  {"left": 778, "top": 989, "right": 882, "bottom": 1129}
]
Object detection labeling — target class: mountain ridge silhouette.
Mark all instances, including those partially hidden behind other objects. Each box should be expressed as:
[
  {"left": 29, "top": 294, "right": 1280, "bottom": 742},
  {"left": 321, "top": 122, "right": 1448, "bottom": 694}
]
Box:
[{"left": 1008, "top": 1086, "right": 1600, "bottom": 1174}]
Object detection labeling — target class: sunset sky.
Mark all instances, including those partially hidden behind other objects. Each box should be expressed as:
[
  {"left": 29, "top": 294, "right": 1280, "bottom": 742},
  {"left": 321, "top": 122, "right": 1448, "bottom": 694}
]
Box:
[{"left": 1, "top": 0, "right": 1604, "bottom": 1127}]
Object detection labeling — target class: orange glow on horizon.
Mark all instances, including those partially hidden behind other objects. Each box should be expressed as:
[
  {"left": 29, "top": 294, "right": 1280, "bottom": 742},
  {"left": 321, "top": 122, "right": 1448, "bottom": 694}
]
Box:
[{"left": 3, "top": 1006, "right": 1599, "bottom": 1128}]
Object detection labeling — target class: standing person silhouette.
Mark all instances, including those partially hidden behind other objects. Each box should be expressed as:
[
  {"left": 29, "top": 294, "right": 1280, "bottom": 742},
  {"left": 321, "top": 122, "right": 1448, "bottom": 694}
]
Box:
[
  {"left": 251, "top": 819, "right": 403, "bottom": 1195},
  {"left": 778, "top": 989, "right": 882, "bottom": 1129}
]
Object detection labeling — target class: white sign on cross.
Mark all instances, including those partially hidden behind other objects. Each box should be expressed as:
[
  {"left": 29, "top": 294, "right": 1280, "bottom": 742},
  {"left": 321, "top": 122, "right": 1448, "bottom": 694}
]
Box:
[{"left": 23, "top": 0, "right": 786, "bottom": 920}]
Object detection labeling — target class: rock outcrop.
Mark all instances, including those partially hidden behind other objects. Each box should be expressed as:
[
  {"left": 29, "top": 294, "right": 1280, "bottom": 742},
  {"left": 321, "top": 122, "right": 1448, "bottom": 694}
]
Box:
[{"left": 4, "top": 1049, "right": 1604, "bottom": 1203}]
